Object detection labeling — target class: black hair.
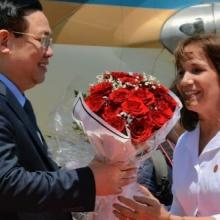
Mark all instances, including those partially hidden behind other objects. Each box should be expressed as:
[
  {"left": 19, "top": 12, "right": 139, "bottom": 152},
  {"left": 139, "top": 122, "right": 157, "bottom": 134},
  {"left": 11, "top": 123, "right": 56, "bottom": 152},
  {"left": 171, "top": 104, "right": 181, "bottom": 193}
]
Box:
[{"left": 0, "top": 0, "right": 43, "bottom": 34}]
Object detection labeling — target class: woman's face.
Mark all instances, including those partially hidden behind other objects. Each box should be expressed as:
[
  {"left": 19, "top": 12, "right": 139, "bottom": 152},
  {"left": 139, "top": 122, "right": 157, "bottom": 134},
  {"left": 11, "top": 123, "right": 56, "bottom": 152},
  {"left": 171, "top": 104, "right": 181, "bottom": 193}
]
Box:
[{"left": 176, "top": 43, "right": 220, "bottom": 116}]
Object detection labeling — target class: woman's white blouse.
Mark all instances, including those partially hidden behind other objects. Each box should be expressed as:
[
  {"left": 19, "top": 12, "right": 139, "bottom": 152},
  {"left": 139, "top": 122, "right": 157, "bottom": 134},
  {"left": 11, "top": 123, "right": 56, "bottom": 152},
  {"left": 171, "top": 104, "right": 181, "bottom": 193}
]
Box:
[{"left": 170, "top": 123, "right": 220, "bottom": 220}]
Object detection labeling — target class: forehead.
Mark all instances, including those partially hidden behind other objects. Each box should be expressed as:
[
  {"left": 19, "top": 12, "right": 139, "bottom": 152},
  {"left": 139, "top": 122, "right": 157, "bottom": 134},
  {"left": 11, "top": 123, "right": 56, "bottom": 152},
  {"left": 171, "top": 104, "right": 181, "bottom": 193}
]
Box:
[
  {"left": 179, "top": 43, "right": 210, "bottom": 67},
  {"left": 24, "top": 10, "right": 52, "bottom": 35},
  {"left": 176, "top": 43, "right": 219, "bottom": 76},
  {"left": 183, "top": 44, "right": 207, "bottom": 60}
]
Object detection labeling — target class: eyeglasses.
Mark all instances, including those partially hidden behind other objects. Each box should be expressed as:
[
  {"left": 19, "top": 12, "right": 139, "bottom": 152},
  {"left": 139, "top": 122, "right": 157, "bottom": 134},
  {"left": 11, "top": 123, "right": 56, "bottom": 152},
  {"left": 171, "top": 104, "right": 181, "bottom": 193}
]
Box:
[{"left": 12, "top": 31, "right": 52, "bottom": 50}]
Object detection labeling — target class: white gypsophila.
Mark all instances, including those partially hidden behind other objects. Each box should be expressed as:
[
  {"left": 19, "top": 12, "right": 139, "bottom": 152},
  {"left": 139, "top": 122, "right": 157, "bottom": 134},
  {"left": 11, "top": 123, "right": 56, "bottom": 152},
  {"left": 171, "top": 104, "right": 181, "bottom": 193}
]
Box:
[
  {"left": 109, "top": 75, "right": 113, "bottom": 82},
  {"left": 144, "top": 81, "right": 150, "bottom": 86},
  {"left": 121, "top": 84, "right": 127, "bottom": 88},
  {"left": 124, "top": 82, "right": 134, "bottom": 87},
  {"left": 143, "top": 74, "right": 160, "bottom": 85},
  {"left": 144, "top": 80, "right": 159, "bottom": 86},
  {"left": 134, "top": 86, "right": 139, "bottom": 90},
  {"left": 118, "top": 111, "right": 128, "bottom": 118},
  {"left": 118, "top": 112, "right": 133, "bottom": 125},
  {"left": 151, "top": 85, "right": 157, "bottom": 90},
  {"left": 112, "top": 80, "right": 123, "bottom": 90},
  {"left": 126, "top": 115, "right": 133, "bottom": 124},
  {"left": 96, "top": 74, "right": 104, "bottom": 82}
]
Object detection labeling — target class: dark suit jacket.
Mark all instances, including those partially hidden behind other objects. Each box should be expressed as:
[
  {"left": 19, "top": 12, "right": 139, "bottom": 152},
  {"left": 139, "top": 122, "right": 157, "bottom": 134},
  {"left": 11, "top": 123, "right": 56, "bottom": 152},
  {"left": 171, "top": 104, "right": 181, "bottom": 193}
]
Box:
[{"left": 0, "top": 81, "right": 95, "bottom": 220}]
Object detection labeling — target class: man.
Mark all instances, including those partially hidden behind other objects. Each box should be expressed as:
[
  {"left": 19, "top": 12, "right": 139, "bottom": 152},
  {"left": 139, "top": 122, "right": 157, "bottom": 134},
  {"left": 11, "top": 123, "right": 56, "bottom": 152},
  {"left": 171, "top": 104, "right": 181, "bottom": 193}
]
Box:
[{"left": 0, "top": 1, "right": 135, "bottom": 219}]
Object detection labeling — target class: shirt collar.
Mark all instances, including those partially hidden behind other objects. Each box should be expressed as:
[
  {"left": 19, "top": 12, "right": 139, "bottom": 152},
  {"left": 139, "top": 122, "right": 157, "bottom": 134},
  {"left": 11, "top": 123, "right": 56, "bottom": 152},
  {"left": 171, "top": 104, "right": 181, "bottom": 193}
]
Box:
[
  {"left": 187, "top": 123, "right": 220, "bottom": 155},
  {"left": 0, "top": 73, "right": 26, "bottom": 107}
]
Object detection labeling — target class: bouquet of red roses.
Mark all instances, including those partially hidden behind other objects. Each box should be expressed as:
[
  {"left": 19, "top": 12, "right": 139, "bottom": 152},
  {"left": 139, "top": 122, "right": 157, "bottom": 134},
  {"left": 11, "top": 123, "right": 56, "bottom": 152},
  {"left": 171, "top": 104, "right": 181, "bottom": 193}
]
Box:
[
  {"left": 85, "top": 71, "right": 177, "bottom": 145},
  {"left": 73, "top": 71, "right": 181, "bottom": 161},
  {"left": 72, "top": 71, "right": 181, "bottom": 220}
]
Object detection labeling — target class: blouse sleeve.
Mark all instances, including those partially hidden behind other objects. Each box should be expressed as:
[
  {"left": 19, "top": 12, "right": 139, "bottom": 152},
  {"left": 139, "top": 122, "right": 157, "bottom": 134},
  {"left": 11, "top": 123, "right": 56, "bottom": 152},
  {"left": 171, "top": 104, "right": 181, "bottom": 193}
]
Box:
[
  {"left": 212, "top": 215, "right": 220, "bottom": 220},
  {"left": 170, "top": 187, "right": 185, "bottom": 215},
  {"left": 170, "top": 133, "right": 185, "bottom": 215}
]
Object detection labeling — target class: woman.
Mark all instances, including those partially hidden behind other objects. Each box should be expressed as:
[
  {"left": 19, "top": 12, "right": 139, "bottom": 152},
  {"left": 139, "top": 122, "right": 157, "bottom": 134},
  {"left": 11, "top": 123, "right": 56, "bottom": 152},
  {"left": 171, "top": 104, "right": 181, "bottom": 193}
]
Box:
[{"left": 112, "top": 34, "right": 220, "bottom": 220}]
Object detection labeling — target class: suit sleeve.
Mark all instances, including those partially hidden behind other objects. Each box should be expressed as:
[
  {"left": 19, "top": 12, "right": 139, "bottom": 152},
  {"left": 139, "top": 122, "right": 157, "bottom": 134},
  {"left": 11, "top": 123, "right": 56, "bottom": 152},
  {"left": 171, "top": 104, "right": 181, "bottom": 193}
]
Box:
[{"left": 0, "top": 111, "right": 96, "bottom": 212}]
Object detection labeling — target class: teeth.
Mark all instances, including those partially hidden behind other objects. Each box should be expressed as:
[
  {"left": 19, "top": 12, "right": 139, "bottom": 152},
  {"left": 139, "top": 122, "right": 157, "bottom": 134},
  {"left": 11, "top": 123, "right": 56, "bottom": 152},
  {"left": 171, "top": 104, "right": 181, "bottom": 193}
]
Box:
[
  {"left": 183, "top": 91, "right": 196, "bottom": 96},
  {"left": 39, "top": 63, "right": 47, "bottom": 67}
]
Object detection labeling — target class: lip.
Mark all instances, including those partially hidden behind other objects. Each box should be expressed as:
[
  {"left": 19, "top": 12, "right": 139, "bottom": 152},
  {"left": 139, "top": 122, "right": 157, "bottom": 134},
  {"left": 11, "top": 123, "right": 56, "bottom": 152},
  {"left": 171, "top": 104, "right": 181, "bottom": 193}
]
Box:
[
  {"left": 183, "top": 90, "right": 198, "bottom": 96},
  {"left": 39, "top": 61, "right": 48, "bottom": 66},
  {"left": 38, "top": 62, "right": 48, "bottom": 71},
  {"left": 182, "top": 90, "right": 200, "bottom": 100}
]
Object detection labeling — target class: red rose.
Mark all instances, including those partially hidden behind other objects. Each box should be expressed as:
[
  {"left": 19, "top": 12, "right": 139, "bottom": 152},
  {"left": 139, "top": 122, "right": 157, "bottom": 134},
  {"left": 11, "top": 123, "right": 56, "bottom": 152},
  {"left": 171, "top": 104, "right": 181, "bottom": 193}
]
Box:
[
  {"left": 110, "top": 72, "right": 142, "bottom": 85},
  {"left": 156, "top": 85, "right": 169, "bottom": 94},
  {"left": 129, "top": 118, "right": 153, "bottom": 145},
  {"left": 109, "top": 88, "right": 131, "bottom": 104},
  {"left": 84, "top": 71, "right": 178, "bottom": 147},
  {"left": 89, "top": 82, "right": 113, "bottom": 96},
  {"left": 132, "top": 72, "right": 144, "bottom": 81},
  {"left": 111, "top": 72, "right": 130, "bottom": 80},
  {"left": 162, "top": 93, "right": 177, "bottom": 110},
  {"left": 104, "top": 115, "right": 126, "bottom": 133},
  {"left": 85, "top": 94, "right": 105, "bottom": 113},
  {"left": 155, "top": 99, "right": 174, "bottom": 119},
  {"left": 132, "top": 88, "right": 155, "bottom": 105},
  {"left": 119, "top": 76, "right": 139, "bottom": 85},
  {"left": 121, "top": 96, "right": 149, "bottom": 117},
  {"left": 102, "top": 105, "right": 122, "bottom": 121},
  {"left": 149, "top": 111, "right": 168, "bottom": 129}
]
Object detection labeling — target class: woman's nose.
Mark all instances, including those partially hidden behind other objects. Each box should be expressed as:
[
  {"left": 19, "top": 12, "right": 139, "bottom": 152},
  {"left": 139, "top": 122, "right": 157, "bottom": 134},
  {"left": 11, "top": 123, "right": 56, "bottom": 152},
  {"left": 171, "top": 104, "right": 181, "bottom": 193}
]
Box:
[{"left": 180, "top": 71, "right": 194, "bottom": 85}]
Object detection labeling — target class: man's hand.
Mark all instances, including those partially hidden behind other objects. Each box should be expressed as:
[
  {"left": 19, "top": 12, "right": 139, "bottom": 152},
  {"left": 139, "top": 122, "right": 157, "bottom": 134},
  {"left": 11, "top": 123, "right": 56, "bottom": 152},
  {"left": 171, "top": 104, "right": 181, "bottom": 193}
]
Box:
[{"left": 89, "top": 159, "right": 137, "bottom": 196}]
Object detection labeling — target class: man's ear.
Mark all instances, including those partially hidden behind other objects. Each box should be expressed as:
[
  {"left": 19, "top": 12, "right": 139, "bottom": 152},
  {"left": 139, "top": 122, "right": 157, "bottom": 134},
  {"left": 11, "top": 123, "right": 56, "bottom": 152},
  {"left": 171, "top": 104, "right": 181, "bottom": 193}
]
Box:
[{"left": 0, "top": 30, "right": 10, "bottom": 53}]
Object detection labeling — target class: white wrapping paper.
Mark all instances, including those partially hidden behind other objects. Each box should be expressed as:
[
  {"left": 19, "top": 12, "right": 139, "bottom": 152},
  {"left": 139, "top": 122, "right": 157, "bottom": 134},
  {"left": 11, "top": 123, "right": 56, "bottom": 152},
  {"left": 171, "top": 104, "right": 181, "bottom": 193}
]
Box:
[{"left": 72, "top": 91, "right": 182, "bottom": 220}]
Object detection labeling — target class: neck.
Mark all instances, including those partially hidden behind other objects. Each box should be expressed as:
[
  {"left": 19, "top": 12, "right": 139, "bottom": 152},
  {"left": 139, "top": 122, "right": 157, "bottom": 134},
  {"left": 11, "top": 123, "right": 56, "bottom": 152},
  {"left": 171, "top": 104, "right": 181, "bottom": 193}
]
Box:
[{"left": 199, "top": 116, "right": 220, "bottom": 154}]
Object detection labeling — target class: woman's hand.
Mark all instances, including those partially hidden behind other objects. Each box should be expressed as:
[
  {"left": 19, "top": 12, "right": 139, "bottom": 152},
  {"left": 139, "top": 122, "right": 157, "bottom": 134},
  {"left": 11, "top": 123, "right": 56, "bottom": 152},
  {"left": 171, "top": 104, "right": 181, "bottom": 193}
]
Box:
[{"left": 113, "top": 185, "right": 170, "bottom": 220}]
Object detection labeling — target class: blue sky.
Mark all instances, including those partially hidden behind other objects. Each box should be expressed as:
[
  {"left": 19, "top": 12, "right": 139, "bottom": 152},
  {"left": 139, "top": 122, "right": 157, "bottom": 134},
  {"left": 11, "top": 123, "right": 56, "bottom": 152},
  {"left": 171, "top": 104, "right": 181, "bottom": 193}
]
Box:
[{"left": 49, "top": 0, "right": 204, "bottom": 9}]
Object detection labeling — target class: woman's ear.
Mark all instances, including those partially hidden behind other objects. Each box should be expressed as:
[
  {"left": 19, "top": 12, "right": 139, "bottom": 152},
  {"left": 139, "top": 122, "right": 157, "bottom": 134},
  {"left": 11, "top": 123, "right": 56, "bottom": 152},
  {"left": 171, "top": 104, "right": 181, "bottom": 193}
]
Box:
[{"left": 0, "top": 30, "right": 10, "bottom": 53}]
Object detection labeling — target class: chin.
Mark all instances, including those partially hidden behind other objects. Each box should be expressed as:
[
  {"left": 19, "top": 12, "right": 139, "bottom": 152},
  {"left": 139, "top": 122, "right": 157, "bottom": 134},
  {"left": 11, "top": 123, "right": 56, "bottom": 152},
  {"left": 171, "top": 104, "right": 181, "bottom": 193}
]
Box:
[
  {"left": 186, "top": 102, "right": 200, "bottom": 112},
  {"left": 34, "top": 76, "right": 45, "bottom": 86},
  {"left": 37, "top": 72, "right": 46, "bottom": 83},
  {"left": 38, "top": 77, "right": 45, "bottom": 84}
]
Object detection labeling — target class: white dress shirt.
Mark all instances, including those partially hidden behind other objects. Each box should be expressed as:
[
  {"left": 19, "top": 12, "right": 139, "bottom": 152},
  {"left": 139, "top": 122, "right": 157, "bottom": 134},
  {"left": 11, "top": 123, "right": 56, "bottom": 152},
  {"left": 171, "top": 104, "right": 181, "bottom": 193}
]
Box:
[{"left": 171, "top": 123, "right": 220, "bottom": 220}]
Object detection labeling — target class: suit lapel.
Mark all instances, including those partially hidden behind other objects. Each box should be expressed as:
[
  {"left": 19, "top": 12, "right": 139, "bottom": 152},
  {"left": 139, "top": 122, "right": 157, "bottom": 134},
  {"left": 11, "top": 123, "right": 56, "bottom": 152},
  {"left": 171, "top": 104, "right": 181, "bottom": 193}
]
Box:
[
  {"left": 0, "top": 81, "right": 54, "bottom": 165},
  {"left": 0, "top": 81, "right": 59, "bottom": 170}
]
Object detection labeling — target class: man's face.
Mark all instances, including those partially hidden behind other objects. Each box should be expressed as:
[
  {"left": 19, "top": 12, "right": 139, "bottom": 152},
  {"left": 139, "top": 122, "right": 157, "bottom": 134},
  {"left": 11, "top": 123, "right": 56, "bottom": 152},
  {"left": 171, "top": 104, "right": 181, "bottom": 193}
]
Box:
[{"left": 8, "top": 10, "right": 53, "bottom": 91}]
